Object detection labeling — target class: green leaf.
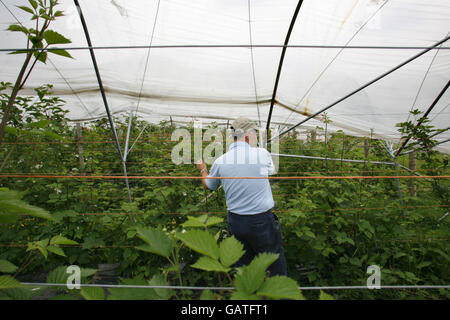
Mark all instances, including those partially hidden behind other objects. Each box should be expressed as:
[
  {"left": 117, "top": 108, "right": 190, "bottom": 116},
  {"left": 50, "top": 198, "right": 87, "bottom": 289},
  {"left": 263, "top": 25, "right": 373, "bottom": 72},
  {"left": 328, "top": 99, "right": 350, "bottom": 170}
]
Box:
[
  {"left": 50, "top": 235, "right": 78, "bottom": 245},
  {"left": 16, "top": 5, "right": 34, "bottom": 14},
  {"left": 181, "top": 216, "right": 206, "bottom": 228},
  {"left": 82, "top": 236, "right": 105, "bottom": 249},
  {"left": 0, "top": 276, "right": 23, "bottom": 289},
  {"left": 80, "top": 268, "right": 98, "bottom": 278},
  {"left": 28, "top": 0, "right": 38, "bottom": 10},
  {"left": 43, "top": 30, "right": 71, "bottom": 45},
  {"left": 257, "top": 276, "right": 304, "bottom": 300},
  {"left": 7, "top": 24, "right": 29, "bottom": 34},
  {"left": 182, "top": 215, "right": 223, "bottom": 228},
  {"left": 319, "top": 290, "right": 334, "bottom": 300},
  {"left": 37, "top": 246, "right": 48, "bottom": 259},
  {"left": 47, "top": 266, "right": 69, "bottom": 284},
  {"left": 234, "top": 252, "right": 279, "bottom": 295},
  {"left": 0, "top": 188, "right": 56, "bottom": 222},
  {"left": 230, "top": 291, "right": 262, "bottom": 300},
  {"left": 81, "top": 287, "right": 105, "bottom": 300},
  {"left": 176, "top": 230, "right": 219, "bottom": 260},
  {"left": 417, "top": 261, "right": 432, "bottom": 269},
  {"left": 0, "top": 260, "right": 18, "bottom": 273},
  {"left": 34, "top": 51, "right": 47, "bottom": 63},
  {"left": 47, "top": 245, "right": 66, "bottom": 257},
  {"left": 219, "top": 236, "right": 245, "bottom": 267},
  {"left": 135, "top": 226, "right": 173, "bottom": 258},
  {"left": 148, "top": 274, "right": 174, "bottom": 300},
  {"left": 200, "top": 290, "right": 214, "bottom": 300},
  {"left": 0, "top": 212, "right": 19, "bottom": 224},
  {"left": 1, "top": 287, "right": 43, "bottom": 300},
  {"left": 40, "top": 14, "right": 52, "bottom": 20},
  {"left": 191, "top": 256, "right": 230, "bottom": 273},
  {"left": 48, "top": 49, "right": 73, "bottom": 59},
  {"left": 107, "top": 277, "right": 158, "bottom": 300},
  {"left": 49, "top": 294, "right": 79, "bottom": 300},
  {"left": 8, "top": 50, "right": 30, "bottom": 55}
]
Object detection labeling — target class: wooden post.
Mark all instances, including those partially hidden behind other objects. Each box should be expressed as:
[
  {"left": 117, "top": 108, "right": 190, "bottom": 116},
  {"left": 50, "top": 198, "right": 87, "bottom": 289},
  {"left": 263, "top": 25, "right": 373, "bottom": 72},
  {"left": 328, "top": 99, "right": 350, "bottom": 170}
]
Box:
[
  {"left": 76, "top": 123, "right": 86, "bottom": 175},
  {"left": 363, "top": 138, "right": 369, "bottom": 176},
  {"left": 310, "top": 129, "right": 316, "bottom": 143},
  {"left": 408, "top": 151, "right": 417, "bottom": 196},
  {"left": 364, "top": 138, "right": 369, "bottom": 158}
]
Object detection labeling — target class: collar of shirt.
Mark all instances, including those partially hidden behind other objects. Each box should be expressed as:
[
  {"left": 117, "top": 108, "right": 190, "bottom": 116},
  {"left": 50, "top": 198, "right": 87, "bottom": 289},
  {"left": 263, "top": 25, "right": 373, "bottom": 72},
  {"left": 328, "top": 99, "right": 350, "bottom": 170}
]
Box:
[{"left": 229, "top": 141, "right": 249, "bottom": 150}]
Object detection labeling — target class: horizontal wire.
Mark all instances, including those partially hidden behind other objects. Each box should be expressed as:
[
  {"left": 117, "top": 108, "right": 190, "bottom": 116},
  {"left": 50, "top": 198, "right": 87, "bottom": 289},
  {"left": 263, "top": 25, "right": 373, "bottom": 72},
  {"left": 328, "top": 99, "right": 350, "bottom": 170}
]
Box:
[
  {"left": 16, "top": 282, "right": 450, "bottom": 291},
  {"left": 2, "top": 44, "right": 450, "bottom": 52},
  {"left": 3, "top": 168, "right": 447, "bottom": 176},
  {"left": 0, "top": 174, "right": 448, "bottom": 180},
  {"left": 2, "top": 238, "right": 449, "bottom": 250},
  {"left": 13, "top": 205, "right": 448, "bottom": 221},
  {"left": 14, "top": 205, "right": 449, "bottom": 218}
]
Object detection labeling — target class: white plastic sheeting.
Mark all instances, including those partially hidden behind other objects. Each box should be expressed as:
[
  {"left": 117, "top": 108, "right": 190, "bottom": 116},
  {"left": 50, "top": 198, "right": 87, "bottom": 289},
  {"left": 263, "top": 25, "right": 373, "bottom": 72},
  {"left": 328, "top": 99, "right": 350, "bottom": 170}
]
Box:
[{"left": 0, "top": 0, "right": 449, "bottom": 152}]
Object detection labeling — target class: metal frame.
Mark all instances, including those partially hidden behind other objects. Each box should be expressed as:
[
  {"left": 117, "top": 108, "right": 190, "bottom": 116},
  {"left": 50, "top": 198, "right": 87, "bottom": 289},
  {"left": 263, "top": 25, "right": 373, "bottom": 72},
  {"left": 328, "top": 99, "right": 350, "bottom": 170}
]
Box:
[
  {"left": 2, "top": 45, "right": 450, "bottom": 53},
  {"left": 74, "top": 0, "right": 132, "bottom": 203},
  {"left": 266, "top": 0, "right": 305, "bottom": 130},
  {"left": 394, "top": 79, "right": 450, "bottom": 157},
  {"left": 268, "top": 35, "right": 450, "bottom": 143}
]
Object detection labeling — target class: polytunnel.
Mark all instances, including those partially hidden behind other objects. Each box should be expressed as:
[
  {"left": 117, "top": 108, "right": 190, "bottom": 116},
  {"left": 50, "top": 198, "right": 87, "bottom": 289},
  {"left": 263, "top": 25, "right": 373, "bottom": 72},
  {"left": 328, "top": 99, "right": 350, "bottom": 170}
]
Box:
[{"left": 1, "top": 1, "right": 450, "bottom": 302}]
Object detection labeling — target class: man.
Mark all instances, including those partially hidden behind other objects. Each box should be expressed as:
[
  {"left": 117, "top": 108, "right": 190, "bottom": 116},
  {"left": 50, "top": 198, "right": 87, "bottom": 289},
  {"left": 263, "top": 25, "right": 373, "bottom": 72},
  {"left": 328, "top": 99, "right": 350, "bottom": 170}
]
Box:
[{"left": 195, "top": 117, "right": 287, "bottom": 276}]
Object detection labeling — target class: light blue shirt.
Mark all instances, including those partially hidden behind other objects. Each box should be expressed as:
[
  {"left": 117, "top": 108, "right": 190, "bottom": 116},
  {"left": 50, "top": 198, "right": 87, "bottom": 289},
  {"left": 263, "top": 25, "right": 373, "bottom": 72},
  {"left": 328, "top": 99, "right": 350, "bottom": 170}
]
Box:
[{"left": 205, "top": 141, "right": 275, "bottom": 215}]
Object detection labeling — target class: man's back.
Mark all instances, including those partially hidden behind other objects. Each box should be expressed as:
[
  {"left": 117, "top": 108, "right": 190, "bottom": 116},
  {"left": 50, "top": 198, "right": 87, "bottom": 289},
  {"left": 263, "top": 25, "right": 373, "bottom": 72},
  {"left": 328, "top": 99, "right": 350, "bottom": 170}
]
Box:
[{"left": 205, "top": 141, "right": 275, "bottom": 215}]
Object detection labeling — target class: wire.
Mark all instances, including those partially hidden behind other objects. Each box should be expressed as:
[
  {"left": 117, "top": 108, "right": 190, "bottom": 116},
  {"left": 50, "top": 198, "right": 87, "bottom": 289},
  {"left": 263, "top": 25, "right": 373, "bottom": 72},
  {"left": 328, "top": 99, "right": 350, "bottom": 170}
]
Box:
[
  {"left": 2, "top": 45, "right": 450, "bottom": 53},
  {"left": 15, "top": 205, "right": 450, "bottom": 218},
  {"left": 16, "top": 282, "right": 450, "bottom": 291},
  {"left": 247, "top": 0, "right": 261, "bottom": 127},
  {"left": 269, "top": 34, "right": 450, "bottom": 143},
  {"left": 406, "top": 31, "right": 450, "bottom": 123},
  {"left": 134, "top": 0, "right": 161, "bottom": 117},
  {"left": 0, "top": 0, "right": 94, "bottom": 120},
  {"left": 0, "top": 174, "right": 448, "bottom": 180},
  {"left": 280, "top": 0, "right": 390, "bottom": 130}
]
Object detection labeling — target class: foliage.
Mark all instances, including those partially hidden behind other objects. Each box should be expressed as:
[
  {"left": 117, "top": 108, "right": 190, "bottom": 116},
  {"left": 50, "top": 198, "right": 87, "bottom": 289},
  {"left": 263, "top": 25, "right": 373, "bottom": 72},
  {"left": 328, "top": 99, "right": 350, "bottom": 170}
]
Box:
[
  {"left": 0, "top": 87, "right": 448, "bottom": 300},
  {"left": 0, "top": 0, "right": 72, "bottom": 144}
]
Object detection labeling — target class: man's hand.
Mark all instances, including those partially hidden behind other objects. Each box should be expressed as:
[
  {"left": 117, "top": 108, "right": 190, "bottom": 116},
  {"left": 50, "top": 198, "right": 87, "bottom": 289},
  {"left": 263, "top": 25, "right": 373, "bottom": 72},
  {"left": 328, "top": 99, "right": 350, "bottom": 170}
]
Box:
[{"left": 195, "top": 160, "right": 207, "bottom": 172}]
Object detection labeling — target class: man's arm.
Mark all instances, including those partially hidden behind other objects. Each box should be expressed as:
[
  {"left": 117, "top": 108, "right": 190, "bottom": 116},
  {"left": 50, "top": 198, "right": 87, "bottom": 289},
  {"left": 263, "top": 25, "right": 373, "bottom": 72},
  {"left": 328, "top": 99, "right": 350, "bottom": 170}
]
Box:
[{"left": 195, "top": 160, "right": 209, "bottom": 189}]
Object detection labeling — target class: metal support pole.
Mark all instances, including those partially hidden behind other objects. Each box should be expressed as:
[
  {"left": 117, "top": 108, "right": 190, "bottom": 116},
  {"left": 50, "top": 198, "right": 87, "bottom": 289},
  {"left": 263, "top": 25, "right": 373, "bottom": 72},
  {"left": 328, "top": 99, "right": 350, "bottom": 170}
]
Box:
[
  {"left": 124, "top": 109, "right": 133, "bottom": 162},
  {"left": 266, "top": 0, "right": 304, "bottom": 130},
  {"left": 399, "top": 136, "right": 450, "bottom": 156},
  {"left": 385, "top": 142, "right": 406, "bottom": 218},
  {"left": 395, "top": 79, "right": 450, "bottom": 157},
  {"left": 123, "top": 109, "right": 133, "bottom": 206},
  {"left": 74, "top": 0, "right": 133, "bottom": 206}
]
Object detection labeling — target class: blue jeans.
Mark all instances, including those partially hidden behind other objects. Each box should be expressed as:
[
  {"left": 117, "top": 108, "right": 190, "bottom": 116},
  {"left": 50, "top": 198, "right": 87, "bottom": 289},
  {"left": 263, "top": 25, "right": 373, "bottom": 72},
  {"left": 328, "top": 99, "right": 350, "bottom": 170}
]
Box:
[{"left": 227, "top": 209, "right": 288, "bottom": 276}]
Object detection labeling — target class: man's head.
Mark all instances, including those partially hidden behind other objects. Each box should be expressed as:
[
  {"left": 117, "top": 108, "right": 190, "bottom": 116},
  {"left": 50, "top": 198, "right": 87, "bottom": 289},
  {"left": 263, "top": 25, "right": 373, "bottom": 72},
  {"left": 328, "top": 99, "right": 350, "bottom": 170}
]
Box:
[{"left": 231, "top": 117, "right": 257, "bottom": 145}]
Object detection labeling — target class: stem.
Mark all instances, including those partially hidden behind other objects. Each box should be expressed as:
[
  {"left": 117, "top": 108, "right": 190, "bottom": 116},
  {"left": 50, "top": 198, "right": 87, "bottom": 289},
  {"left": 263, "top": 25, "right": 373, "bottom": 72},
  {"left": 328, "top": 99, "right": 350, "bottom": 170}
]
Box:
[
  {"left": 225, "top": 272, "right": 233, "bottom": 285},
  {"left": 0, "top": 146, "right": 14, "bottom": 172},
  {"left": 14, "top": 251, "right": 37, "bottom": 278},
  {"left": 0, "top": 52, "right": 34, "bottom": 146},
  {"left": 19, "top": 45, "right": 49, "bottom": 91}
]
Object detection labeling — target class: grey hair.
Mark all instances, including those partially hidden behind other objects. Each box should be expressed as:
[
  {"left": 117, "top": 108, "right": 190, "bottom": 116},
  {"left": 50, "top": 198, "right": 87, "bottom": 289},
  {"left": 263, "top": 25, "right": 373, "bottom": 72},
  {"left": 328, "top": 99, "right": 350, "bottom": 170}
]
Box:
[{"left": 233, "top": 128, "right": 246, "bottom": 139}]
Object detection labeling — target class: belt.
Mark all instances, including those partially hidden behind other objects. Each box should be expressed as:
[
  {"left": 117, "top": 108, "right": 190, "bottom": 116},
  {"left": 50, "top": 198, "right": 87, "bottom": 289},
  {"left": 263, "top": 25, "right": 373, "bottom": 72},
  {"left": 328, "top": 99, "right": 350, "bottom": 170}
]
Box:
[{"left": 228, "top": 208, "right": 273, "bottom": 216}]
